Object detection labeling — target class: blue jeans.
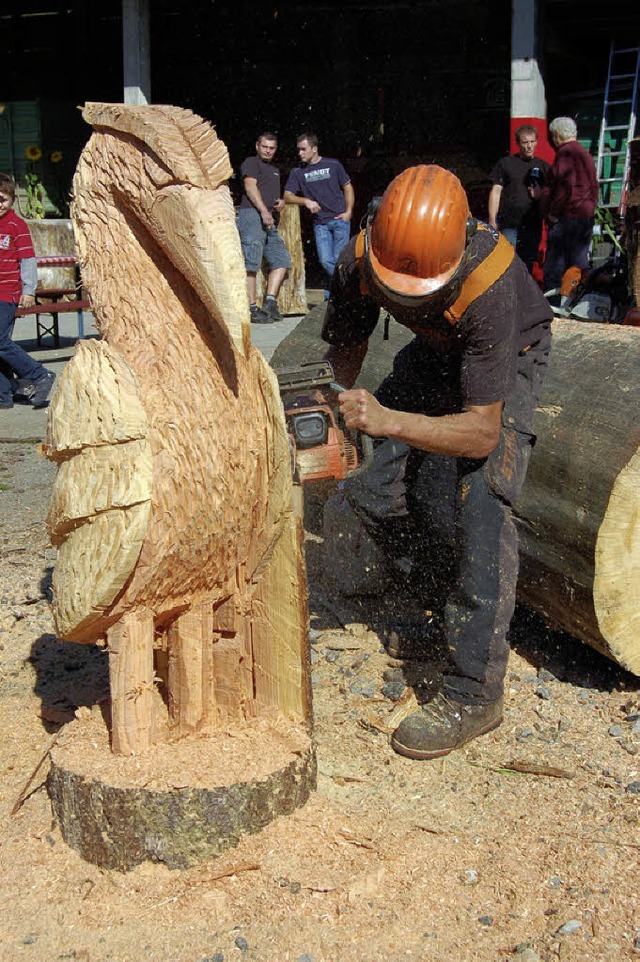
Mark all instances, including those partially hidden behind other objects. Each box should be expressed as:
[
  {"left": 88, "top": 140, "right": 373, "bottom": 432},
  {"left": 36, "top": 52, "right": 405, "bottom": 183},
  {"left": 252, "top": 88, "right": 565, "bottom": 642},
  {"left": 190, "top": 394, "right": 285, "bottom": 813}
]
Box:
[
  {"left": 0, "top": 300, "right": 44, "bottom": 403},
  {"left": 313, "top": 219, "right": 351, "bottom": 295}
]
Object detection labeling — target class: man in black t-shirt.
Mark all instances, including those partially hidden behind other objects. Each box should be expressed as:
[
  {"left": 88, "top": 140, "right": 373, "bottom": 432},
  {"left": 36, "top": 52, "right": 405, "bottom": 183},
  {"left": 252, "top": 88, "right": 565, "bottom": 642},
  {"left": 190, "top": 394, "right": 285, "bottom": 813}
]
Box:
[
  {"left": 488, "top": 125, "right": 550, "bottom": 273},
  {"left": 323, "top": 165, "right": 552, "bottom": 761},
  {"left": 237, "top": 132, "right": 291, "bottom": 323}
]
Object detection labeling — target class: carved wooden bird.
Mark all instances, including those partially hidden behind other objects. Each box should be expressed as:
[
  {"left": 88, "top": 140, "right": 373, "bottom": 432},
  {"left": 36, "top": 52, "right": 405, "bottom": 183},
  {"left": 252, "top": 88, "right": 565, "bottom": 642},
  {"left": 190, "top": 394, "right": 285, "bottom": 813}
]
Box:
[{"left": 44, "top": 104, "right": 310, "bottom": 754}]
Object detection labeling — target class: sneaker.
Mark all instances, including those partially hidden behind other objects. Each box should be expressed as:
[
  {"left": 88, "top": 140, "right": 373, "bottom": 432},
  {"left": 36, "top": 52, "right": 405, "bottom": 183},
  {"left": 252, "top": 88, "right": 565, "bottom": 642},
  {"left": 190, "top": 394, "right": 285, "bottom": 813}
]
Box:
[
  {"left": 13, "top": 378, "right": 35, "bottom": 402},
  {"left": 391, "top": 691, "right": 503, "bottom": 760},
  {"left": 31, "top": 370, "right": 56, "bottom": 409},
  {"left": 250, "top": 304, "right": 274, "bottom": 325},
  {"left": 263, "top": 299, "right": 283, "bottom": 322},
  {"left": 0, "top": 397, "right": 13, "bottom": 409}
]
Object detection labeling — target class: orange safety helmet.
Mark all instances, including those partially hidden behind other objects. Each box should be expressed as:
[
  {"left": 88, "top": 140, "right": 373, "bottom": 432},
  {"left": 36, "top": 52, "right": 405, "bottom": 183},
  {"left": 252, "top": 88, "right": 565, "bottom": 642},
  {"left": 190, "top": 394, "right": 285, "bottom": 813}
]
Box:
[{"left": 365, "top": 165, "right": 472, "bottom": 302}]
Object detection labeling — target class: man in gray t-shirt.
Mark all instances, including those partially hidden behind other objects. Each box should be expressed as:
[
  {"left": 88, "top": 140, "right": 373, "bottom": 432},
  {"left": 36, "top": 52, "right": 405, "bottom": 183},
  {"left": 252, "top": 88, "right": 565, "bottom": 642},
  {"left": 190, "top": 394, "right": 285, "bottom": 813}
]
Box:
[{"left": 237, "top": 132, "right": 291, "bottom": 324}]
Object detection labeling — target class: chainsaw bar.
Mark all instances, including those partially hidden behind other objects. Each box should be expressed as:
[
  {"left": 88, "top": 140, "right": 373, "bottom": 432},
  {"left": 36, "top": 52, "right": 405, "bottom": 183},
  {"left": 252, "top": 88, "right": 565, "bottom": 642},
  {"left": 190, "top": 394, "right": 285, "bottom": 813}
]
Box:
[{"left": 275, "top": 360, "right": 335, "bottom": 393}]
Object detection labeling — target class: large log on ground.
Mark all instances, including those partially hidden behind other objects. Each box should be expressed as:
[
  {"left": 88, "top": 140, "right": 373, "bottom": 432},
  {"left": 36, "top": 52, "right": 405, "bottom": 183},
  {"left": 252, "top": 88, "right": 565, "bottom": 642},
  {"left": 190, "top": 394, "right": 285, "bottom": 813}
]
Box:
[
  {"left": 272, "top": 310, "right": 640, "bottom": 675},
  {"left": 43, "top": 104, "right": 315, "bottom": 868},
  {"left": 514, "top": 321, "right": 640, "bottom": 674}
]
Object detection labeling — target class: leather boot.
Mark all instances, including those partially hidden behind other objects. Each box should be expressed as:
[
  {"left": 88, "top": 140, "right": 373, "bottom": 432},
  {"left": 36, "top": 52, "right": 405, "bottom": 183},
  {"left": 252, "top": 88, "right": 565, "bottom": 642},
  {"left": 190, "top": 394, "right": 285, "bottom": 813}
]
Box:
[{"left": 391, "top": 691, "right": 503, "bottom": 760}]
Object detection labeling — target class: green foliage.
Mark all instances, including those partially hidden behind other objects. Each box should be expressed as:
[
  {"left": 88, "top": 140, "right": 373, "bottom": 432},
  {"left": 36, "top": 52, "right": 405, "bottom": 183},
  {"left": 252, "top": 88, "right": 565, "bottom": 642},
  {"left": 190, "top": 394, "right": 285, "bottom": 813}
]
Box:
[{"left": 593, "top": 206, "right": 623, "bottom": 252}]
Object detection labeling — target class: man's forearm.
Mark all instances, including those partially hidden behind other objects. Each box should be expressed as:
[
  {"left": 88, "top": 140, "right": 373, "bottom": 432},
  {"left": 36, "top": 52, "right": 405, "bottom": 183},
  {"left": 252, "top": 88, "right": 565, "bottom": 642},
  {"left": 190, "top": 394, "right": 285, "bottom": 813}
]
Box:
[
  {"left": 380, "top": 407, "right": 501, "bottom": 458},
  {"left": 325, "top": 341, "right": 368, "bottom": 389},
  {"left": 487, "top": 186, "right": 501, "bottom": 227},
  {"left": 343, "top": 183, "right": 355, "bottom": 219},
  {"left": 338, "top": 389, "right": 503, "bottom": 459}
]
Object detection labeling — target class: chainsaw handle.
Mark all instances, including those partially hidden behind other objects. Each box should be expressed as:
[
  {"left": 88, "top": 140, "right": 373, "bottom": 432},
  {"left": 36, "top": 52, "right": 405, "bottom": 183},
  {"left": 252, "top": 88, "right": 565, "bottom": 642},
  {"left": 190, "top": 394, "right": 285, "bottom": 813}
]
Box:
[
  {"left": 350, "top": 432, "right": 375, "bottom": 477},
  {"left": 331, "top": 379, "right": 375, "bottom": 477}
]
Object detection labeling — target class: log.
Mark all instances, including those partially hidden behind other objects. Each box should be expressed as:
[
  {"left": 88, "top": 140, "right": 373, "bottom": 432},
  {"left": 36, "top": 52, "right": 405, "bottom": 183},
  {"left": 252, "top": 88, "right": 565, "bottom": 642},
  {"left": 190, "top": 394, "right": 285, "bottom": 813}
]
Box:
[
  {"left": 42, "top": 104, "right": 314, "bottom": 867},
  {"left": 256, "top": 203, "right": 308, "bottom": 315},
  {"left": 514, "top": 321, "right": 640, "bottom": 674},
  {"left": 48, "top": 707, "right": 316, "bottom": 871},
  {"left": 272, "top": 310, "right": 640, "bottom": 675}
]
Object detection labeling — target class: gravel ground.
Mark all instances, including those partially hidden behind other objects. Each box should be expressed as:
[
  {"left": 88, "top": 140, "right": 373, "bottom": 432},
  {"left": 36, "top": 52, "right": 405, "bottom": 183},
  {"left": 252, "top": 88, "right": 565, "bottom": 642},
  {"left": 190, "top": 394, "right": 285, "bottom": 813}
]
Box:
[{"left": 0, "top": 443, "right": 639, "bottom": 962}]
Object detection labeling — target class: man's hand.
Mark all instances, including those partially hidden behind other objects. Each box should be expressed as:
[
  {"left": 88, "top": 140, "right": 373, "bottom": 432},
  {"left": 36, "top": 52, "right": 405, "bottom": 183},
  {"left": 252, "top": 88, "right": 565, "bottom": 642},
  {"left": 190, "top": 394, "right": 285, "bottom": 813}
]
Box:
[
  {"left": 19, "top": 294, "right": 35, "bottom": 309},
  {"left": 304, "top": 198, "right": 321, "bottom": 214},
  {"left": 335, "top": 212, "right": 352, "bottom": 222},
  {"left": 338, "top": 388, "right": 393, "bottom": 438},
  {"left": 273, "top": 198, "right": 285, "bottom": 212},
  {"left": 261, "top": 209, "right": 275, "bottom": 228}
]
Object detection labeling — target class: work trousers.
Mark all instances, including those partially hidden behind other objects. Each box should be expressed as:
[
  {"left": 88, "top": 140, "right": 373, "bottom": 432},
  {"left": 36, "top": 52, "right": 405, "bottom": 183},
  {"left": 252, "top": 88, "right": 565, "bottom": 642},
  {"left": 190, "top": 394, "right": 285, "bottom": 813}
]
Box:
[
  {"left": 342, "top": 338, "right": 547, "bottom": 705},
  {"left": 543, "top": 216, "right": 593, "bottom": 293}
]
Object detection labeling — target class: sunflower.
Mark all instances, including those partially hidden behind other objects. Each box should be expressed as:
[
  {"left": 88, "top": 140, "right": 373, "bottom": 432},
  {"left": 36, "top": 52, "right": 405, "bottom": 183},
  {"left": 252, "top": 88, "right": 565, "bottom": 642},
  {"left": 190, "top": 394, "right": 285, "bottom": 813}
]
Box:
[
  {"left": 50, "top": 150, "right": 63, "bottom": 164},
  {"left": 25, "top": 145, "right": 42, "bottom": 162}
]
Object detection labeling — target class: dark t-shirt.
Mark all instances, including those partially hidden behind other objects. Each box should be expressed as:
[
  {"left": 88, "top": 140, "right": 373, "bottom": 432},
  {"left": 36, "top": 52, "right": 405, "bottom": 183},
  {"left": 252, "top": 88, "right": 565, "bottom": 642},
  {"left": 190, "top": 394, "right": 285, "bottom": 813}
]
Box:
[
  {"left": 322, "top": 228, "right": 552, "bottom": 408},
  {"left": 490, "top": 154, "right": 550, "bottom": 230},
  {"left": 239, "top": 155, "right": 283, "bottom": 212},
  {"left": 284, "top": 157, "right": 351, "bottom": 224}
]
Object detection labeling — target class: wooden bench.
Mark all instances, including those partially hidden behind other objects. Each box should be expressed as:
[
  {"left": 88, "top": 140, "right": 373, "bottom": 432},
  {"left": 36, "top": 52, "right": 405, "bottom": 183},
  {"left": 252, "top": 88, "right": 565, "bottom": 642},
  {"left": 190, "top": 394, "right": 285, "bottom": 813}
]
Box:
[
  {"left": 15, "top": 288, "right": 92, "bottom": 347},
  {"left": 15, "top": 255, "right": 91, "bottom": 347}
]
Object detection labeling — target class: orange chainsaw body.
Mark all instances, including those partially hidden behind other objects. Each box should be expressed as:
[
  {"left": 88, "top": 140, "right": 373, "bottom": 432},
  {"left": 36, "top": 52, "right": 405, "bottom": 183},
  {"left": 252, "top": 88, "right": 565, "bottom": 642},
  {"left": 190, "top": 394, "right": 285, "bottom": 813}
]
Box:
[{"left": 276, "top": 362, "right": 362, "bottom": 485}]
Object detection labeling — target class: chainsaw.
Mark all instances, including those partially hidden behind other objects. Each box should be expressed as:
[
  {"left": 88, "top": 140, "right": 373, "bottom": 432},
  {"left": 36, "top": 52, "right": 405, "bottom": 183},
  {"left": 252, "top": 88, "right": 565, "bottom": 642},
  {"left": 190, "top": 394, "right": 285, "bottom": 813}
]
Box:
[{"left": 275, "top": 360, "right": 374, "bottom": 486}]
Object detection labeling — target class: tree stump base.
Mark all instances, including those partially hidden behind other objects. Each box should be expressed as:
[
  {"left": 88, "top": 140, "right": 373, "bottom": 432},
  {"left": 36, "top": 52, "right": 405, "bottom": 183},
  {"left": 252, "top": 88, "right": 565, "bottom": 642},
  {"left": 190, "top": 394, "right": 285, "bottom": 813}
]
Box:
[{"left": 47, "top": 707, "right": 316, "bottom": 871}]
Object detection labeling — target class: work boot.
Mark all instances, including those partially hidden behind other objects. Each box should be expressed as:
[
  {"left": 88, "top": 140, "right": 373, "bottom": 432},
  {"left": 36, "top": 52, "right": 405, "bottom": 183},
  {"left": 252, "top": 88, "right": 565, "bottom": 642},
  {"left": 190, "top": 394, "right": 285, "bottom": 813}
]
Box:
[
  {"left": 263, "top": 297, "right": 283, "bottom": 322},
  {"left": 250, "top": 304, "right": 274, "bottom": 325},
  {"left": 30, "top": 370, "right": 56, "bottom": 409},
  {"left": 391, "top": 691, "right": 504, "bottom": 760}
]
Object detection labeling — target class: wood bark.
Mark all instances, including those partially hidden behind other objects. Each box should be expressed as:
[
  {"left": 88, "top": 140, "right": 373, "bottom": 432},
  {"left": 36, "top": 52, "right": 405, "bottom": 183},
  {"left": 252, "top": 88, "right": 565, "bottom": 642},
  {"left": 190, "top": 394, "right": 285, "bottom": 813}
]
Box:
[
  {"left": 48, "top": 710, "right": 316, "bottom": 871},
  {"left": 514, "top": 321, "right": 640, "bottom": 675},
  {"left": 256, "top": 204, "right": 308, "bottom": 315},
  {"left": 272, "top": 309, "right": 640, "bottom": 675}
]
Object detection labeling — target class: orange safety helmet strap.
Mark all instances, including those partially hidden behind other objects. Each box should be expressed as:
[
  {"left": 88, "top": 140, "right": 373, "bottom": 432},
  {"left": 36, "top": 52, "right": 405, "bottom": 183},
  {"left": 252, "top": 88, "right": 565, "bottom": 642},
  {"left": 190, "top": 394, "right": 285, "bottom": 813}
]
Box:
[{"left": 443, "top": 229, "right": 515, "bottom": 324}]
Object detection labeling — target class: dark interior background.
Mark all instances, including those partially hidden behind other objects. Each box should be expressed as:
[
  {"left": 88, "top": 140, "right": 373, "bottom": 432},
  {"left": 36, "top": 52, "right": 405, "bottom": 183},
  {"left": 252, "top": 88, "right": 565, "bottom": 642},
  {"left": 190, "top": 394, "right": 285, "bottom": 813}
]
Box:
[{"left": 1, "top": 0, "right": 636, "bottom": 232}]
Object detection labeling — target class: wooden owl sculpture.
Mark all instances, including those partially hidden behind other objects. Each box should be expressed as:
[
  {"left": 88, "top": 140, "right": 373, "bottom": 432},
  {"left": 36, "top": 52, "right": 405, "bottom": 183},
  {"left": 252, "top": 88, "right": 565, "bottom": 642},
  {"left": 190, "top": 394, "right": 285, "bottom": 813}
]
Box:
[{"left": 44, "top": 104, "right": 311, "bottom": 755}]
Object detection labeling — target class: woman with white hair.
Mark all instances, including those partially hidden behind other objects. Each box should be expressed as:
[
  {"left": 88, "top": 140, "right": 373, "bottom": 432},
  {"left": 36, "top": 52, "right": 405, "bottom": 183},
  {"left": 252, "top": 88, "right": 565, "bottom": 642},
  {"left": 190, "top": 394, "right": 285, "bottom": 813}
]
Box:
[{"left": 541, "top": 116, "right": 598, "bottom": 294}]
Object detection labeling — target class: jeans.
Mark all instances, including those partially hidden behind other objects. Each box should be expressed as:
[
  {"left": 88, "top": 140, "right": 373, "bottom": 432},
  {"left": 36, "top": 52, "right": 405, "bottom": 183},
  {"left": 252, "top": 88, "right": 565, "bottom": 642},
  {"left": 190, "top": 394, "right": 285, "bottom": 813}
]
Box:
[
  {"left": 543, "top": 217, "right": 593, "bottom": 293},
  {"left": 313, "top": 218, "right": 351, "bottom": 295},
  {"left": 0, "top": 300, "right": 44, "bottom": 402},
  {"left": 342, "top": 339, "right": 547, "bottom": 704},
  {"left": 501, "top": 226, "right": 542, "bottom": 274}
]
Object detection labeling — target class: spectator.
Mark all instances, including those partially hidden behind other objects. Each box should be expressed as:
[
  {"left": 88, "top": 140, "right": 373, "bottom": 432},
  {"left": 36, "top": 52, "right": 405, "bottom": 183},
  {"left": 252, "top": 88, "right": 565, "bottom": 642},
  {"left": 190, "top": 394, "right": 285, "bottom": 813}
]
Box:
[
  {"left": 0, "top": 173, "right": 56, "bottom": 409},
  {"left": 284, "top": 133, "right": 354, "bottom": 298},
  {"left": 488, "top": 124, "right": 550, "bottom": 273},
  {"left": 541, "top": 116, "right": 598, "bottom": 294},
  {"left": 237, "top": 132, "right": 291, "bottom": 324}
]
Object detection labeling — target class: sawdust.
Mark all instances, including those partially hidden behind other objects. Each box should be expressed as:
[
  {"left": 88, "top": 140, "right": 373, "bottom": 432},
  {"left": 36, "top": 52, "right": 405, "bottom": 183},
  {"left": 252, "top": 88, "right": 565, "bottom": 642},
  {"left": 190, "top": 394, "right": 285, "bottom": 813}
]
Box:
[
  {"left": 50, "top": 706, "right": 312, "bottom": 792},
  {"left": 1, "top": 445, "right": 639, "bottom": 962}
]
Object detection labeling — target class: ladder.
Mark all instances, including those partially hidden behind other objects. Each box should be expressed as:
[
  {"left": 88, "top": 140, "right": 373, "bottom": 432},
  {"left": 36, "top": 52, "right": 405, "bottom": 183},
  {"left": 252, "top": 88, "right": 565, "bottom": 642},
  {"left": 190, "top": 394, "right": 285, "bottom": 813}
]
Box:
[{"left": 596, "top": 42, "right": 639, "bottom": 212}]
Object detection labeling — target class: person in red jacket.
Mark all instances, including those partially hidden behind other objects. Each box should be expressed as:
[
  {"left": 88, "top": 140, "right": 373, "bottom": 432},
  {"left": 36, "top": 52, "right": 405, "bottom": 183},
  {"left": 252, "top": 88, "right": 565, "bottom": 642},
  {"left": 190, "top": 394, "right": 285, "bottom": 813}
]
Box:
[
  {"left": 0, "top": 173, "right": 56, "bottom": 409},
  {"left": 541, "top": 117, "right": 598, "bottom": 294}
]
